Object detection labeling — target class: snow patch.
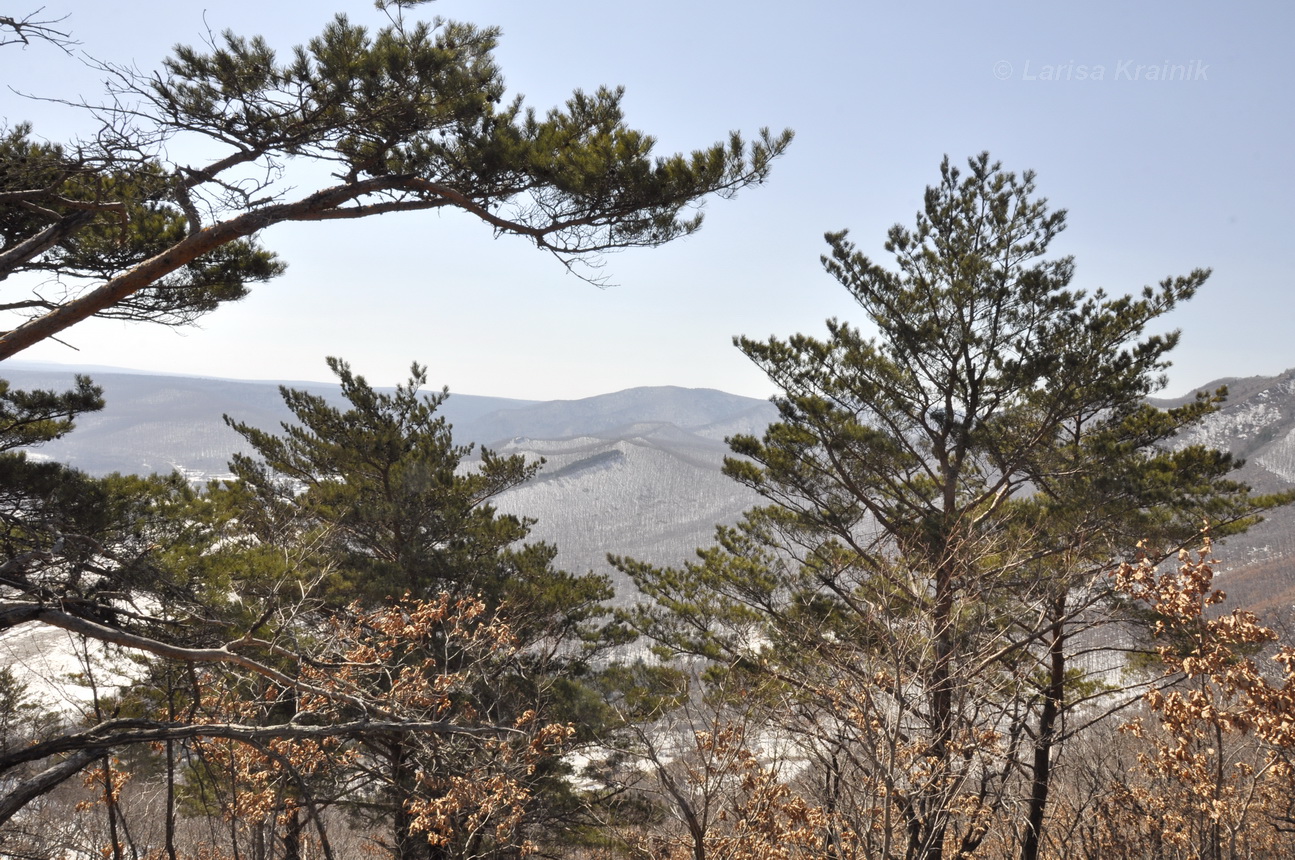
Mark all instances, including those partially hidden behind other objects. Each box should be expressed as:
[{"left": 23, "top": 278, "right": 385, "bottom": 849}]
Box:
[{"left": 1258, "top": 425, "right": 1295, "bottom": 482}]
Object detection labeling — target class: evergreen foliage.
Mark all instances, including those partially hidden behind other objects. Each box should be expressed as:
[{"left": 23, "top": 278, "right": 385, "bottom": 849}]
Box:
[
  {"left": 621, "top": 153, "right": 1293, "bottom": 860},
  {"left": 0, "top": 5, "right": 791, "bottom": 358},
  {"left": 0, "top": 3, "right": 789, "bottom": 847},
  {"left": 0, "top": 371, "right": 101, "bottom": 450},
  {"left": 7, "top": 6, "right": 1295, "bottom": 850},
  {"left": 0, "top": 359, "right": 615, "bottom": 858},
  {"left": 220, "top": 358, "right": 623, "bottom": 858}
]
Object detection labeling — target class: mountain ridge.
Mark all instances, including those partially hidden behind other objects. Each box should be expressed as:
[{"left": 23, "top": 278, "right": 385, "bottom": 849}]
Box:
[
  {"left": 1, "top": 365, "right": 777, "bottom": 585},
  {"left": 4, "top": 363, "right": 1294, "bottom": 613}
]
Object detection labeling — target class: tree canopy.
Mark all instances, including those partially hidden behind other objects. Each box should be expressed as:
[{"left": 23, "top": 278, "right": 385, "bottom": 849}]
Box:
[
  {"left": 621, "top": 153, "right": 1292, "bottom": 860},
  {"left": 0, "top": 358, "right": 615, "bottom": 858},
  {"left": 223, "top": 358, "right": 626, "bottom": 857},
  {"left": 7, "top": 6, "right": 1295, "bottom": 853},
  {"left": 0, "top": 5, "right": 791, "bottom": 357},
  {"left": 0, "top": 7, "right": 791, "bottom": 853}
]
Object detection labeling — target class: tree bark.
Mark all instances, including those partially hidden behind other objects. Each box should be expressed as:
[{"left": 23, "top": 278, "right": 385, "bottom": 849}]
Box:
[
  {"left": 0, "top": 748, "right": 99, "bottom": 827},
  {"left": 1021, "top": 599, "right": 1066, "bottom": 860}
]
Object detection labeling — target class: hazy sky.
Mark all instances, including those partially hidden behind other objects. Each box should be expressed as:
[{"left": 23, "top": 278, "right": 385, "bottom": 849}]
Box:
[{"left": 3, "top": 1, "right": 1292, "bottom": 401}]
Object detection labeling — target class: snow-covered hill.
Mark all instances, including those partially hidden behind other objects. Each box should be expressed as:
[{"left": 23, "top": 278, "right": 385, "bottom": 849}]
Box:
[
  {"left": 2, "top": 364, "right": 778, "bottom": 595},
  {"left": 1161, "top": 369, "right": 1295, "bottom": 486},
  {"left": 489, "top": 426, "right": 762, "bottom": 595},
  {"left": 1151, "top": 369, "right": 1295, "bottom": 605},
  {"left": 6, "top": 362, "right": 1294, "bottom": 613}
]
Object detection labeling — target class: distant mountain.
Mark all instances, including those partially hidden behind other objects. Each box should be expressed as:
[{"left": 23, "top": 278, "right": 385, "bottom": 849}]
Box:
[
  {"left": 490, "top": 425, "right": 764, "bottom": 590},
  {"left": 5, "top": 362, "right": 1294, "bottom": 614},
  {"left": 2, "top": 364, "right": 539, "bottom": 477},
  {"left": 2, "top": 364, "right": 778, "bottom": 591},
  {"left": 1150, "top": 368, "right": 1295, "bottom": 613},
  {"left": 468, "top": 387, "right": 779, "bottom": 443},
  {"left": 1154, "top": 368, "right": 1295, "bottom": 493}
]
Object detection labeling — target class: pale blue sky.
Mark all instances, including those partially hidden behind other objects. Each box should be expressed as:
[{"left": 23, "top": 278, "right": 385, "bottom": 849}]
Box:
[{"left": 3, "top": 1, "right": 1292, "bottom": 400}]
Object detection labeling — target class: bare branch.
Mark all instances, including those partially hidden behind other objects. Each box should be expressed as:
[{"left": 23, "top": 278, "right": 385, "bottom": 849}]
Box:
[
  {"left": 0, "top": 749, "right": 99, "bottom": 828},
  {"left": 0, "top": 716, "right": 523, "bottom": 775},
  {"left": 0, "top": 9, "right": 75, "bottom": 52}
]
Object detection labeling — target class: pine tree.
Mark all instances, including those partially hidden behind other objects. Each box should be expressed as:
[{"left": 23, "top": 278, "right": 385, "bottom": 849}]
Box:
[
  {"left": 0, "top": 4, "right": 791, "bottom": 357},
  {"left": 0, "top": 364, "right": 596, "bottom": 856},
  {"left": 224, "top": 358, "right": 623, "bottom": 859},
  {"left": 621, "top": 153, "right": 1290, "bottom": 860}
]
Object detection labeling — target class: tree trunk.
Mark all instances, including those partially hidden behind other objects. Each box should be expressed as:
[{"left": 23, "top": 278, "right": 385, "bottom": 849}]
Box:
[
  {"left": 391, "top": 741, "right": 433, "bottom": 860},
  {"left": 1021, "top": 599, "right": 1066, "bottom": 860},
  {"left": 923, "top": 560, "right": 957, "bottom": 860},
  {"left": 282, "top": 806, "right": 303, "bottom": 860}
]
